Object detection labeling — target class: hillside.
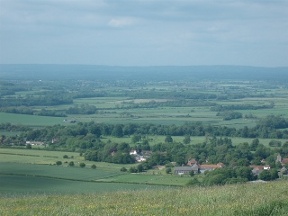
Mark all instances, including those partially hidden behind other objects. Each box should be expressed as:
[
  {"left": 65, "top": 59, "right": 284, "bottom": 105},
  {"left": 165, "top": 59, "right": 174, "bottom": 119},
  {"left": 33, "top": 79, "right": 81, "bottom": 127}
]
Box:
[{"left": 1, "top": 180, "right": 287, "bottom": 216}]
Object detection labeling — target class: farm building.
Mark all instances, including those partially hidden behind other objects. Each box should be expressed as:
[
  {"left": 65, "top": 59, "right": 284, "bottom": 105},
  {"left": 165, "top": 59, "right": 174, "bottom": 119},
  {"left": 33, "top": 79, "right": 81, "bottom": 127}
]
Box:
[{"left": 174, "top": 164, "right": 199, "bottom": 175}]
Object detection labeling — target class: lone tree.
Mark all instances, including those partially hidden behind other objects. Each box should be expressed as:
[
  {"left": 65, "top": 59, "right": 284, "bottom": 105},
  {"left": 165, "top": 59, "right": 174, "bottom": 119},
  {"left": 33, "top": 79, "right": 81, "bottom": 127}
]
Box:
[
  {"left": 166, "top": 167, "right": 172, "bottom": 174},
  {"left": 79, "top": 162, "right": 86, "bottom": 168},
  {"left": 183, "top": 135, "right": 191, "bottom": 144},
  {"left": 120, "top": 167, "right": 127, "bottom": 172},
  {"left": 56, "top": 161, "right": 62, "bottom": 166},
  {"left": 165, "top": 135, "right": 173, "bottom": 143}
]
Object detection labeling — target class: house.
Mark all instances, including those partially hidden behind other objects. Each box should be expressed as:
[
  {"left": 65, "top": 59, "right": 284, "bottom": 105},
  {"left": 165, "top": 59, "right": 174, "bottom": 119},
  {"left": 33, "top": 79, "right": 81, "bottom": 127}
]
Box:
[
  {"left": 135, "top": 155, "right": 146, "bottom": 162},
  {"left": 129, "top": 150, "right": 149, "bottom": 162},
  {"left": 275, "top": 153, "right": 288, "bottom": 166},
  {"left": 250, "top": 165, "right": 270, "bottom": 176},
  {"left": 251, "top": 166, "right": 264, "bottom": 176},
  {"left": 279, "top": 167, "right": 288, "bottom": 176},
  {"left": 282, "top": 158, "right": 288, "bottom": 165},
  {"left": 25, "top": 141, "right": 44, "bottom": 146},
  {"left": 199, "top": 163, "right": 224, "bottom": 173},
  {"left": 174, "top": 164, "right": 199, "bottom": 175},
  {"left": 187, "top": 158, "right": 198, "bottom": 166},
  {"left": 129, "top": 150, "right": 137, "bottom": 155}
]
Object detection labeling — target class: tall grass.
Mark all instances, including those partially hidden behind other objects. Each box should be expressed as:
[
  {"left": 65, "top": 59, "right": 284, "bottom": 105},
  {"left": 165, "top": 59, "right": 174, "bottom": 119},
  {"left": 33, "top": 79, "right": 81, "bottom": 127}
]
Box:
[{"left": 0, "top": 180, "right": 287, "bottom": 216}]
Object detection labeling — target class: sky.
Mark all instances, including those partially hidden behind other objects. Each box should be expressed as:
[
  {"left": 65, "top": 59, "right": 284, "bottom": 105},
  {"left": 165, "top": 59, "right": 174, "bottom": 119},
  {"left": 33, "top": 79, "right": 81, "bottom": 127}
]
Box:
[{"left": 0, "top": 0, "right": 287, "bottom": 67}]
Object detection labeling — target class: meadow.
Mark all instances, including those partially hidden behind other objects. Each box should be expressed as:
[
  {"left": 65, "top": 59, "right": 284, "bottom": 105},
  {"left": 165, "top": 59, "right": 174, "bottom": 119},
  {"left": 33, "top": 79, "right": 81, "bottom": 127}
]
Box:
[{"left": 0, "top": 180, "right": 287, "bottom": 215}]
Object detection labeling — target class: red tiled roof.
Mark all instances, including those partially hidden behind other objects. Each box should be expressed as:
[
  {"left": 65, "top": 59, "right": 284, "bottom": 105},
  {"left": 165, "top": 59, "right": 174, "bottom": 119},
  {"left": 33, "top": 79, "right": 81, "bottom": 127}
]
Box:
[
  {"left": 250, "top": 165, "right": 264, "bottom": 170},
  {"left": 282, "top": 158, "right": 288, "bottom": 164},
  {"left": 200, "top": 164, "right": 221, "bottom": 169}
]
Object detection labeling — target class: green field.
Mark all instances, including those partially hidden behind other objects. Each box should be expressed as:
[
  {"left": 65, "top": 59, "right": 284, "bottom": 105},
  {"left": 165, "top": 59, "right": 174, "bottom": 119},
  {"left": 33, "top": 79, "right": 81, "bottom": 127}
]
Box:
[
  {"left": 0, "top": 148, "right": 188, "bottom": 196},
  {"left": 0, "top": 112, "right": 65, "bottom": 126},
  {"left": 103, "top": 135, "right": 286, "bottom": 147},
  {"left": 0, "top": 163, "right": 120, "bottom": 181},
  {"left": 0, "top": 148, "right": 81, "bottom": 165},
  {"left": 102, "top": 172, "right": 190, "bottom": 186},
  {"left": 1, "top": 180, "right": 287, "bottom": 215},
  {"left": 0, "top": 174, "right": 165, "bottom": 196}
]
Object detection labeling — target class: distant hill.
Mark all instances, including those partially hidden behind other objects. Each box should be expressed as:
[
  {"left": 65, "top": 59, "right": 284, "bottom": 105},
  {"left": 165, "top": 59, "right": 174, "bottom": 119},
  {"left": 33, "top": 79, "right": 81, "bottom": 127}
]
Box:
[{"left": 0, "top": 64, "right": 287, "bottom": 82}]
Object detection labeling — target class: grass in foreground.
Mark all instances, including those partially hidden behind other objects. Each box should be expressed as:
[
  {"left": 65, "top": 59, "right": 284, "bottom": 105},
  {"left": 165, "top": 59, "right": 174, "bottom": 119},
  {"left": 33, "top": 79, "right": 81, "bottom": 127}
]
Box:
[{"left": 0, "top": 180, "right": 287, "bottom": 216}]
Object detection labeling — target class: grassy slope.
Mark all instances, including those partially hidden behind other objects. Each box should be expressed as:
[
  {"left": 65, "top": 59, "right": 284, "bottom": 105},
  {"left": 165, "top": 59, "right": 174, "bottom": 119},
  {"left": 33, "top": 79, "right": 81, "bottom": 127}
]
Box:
[{"left": 0, "top": 180, "right": 287, "bottom": 216}]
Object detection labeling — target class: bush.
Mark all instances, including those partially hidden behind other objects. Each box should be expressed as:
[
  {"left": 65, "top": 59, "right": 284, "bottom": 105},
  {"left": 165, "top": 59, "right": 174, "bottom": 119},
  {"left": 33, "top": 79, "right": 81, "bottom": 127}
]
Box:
[
  {"left": 120, "top": 167, "right": 127, "bottom": 172},
  {"left": 91, "top": 164, "right": 97, "bottom": 169},
  {"left": 186, "top": 178, "right": 200, "bottom": 186},
  {"left": 166, "top": 167, "right": 172, "bottom": 174},
  {"left": 79, "top": 162, "right": 86, "bottom": 168},
  {"left": 129, "top": 166, "right": 138, "bottom": 173},
  {"left": 269, "top": 140, "right": 282, "bottom": 147},
  {"left": 63, "top": 155, "right": 69, "bottom": 159},
  {"left": 68, "top": 161, "right": 74, "bottom": 167},
  {"left": 56, "top": 161, "right": 62, "bottom": 166}
]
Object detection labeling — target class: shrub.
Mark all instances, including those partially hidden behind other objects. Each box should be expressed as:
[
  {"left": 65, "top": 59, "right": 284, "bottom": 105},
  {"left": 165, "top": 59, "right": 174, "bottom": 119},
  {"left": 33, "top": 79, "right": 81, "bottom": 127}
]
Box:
[
  {"left": 68, "top": 161, "right": 74, "bottom": 167},
  {"left": 79, "top": 162, "right": 86, "bottom": 168},
  {"left": 120, "top": 167, "right": 127, "bottom": 172},
  {"left": 166, "top": 167, "right": 172, "bottom": 174},
  {"left": 129, "top": 166, "right": 138, "bottom": 173},
  {"left": 56, "top": 161, "right": 62, "bottom": 166},
  {"left": 91, "top": 164, "right": 96, "bottom": 169}
]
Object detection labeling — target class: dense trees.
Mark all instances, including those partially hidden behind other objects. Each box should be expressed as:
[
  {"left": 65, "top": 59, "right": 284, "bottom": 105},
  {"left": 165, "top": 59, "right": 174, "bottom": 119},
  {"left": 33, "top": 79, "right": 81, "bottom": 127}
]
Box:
[
  {"left": 216, "top": 111, "right": 243, "bottom": 120},
  {"left": 211, "top": 103, "right": 274, "bottom": 112},
  {"left": 84, "top": 142, "right": 135, "bottom": 164},
  {"left": 66, "top": 104, "right": 97, "bottom": 115},
  {"left": 1, "top": 114, "right": 288, "bottom": 171}
]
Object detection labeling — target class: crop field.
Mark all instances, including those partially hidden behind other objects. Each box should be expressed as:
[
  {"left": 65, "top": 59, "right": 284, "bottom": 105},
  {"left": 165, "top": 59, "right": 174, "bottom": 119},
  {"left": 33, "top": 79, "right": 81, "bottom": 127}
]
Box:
[
  {"left": 102, "top": 135, "right": 285, "bottom": 148},
  {"left": 1, "top": 97, "right": 287, "bottom": 128},
  {"left": 102, "top": 172, "right": 190, "bottom": 186},
  {"left": 0, "top": 174, "right": 164, "bottom": 196},
  {"left": 0, "top": 112, "right": 65, "bottom": 126},
  {"left": 0, "top": 148, "right": 81, "bottom": 165},
  {"left": 1, "top": 180, "right": 287, "bottom": 215},
  {"left": 0, "top": 163, "right": 120, "bottom": 181},
  {"left": 0, "top": 148, "right": 181, "bottom": 195},
  {"left": 0, "top": 148, "right": 136, "bottom": 171},
  {"left": 1, "top": 83, "right": 288, "bottom": 127}
]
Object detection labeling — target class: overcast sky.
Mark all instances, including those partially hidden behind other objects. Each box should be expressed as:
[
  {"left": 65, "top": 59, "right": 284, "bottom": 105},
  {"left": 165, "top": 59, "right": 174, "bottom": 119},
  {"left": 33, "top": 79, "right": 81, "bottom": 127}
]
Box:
[{"left": 0, "top": 0, "right": 287, "bottom": 66}]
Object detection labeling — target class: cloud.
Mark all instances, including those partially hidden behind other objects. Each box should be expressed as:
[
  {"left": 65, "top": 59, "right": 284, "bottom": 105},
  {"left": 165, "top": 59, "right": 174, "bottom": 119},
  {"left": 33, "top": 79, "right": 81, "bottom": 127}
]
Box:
[
  {"left": 108, "top": 17, "right": 136, "bottom": 28},
  {"left": 0, "top": 0, "right": 287, "bottom": 66}
]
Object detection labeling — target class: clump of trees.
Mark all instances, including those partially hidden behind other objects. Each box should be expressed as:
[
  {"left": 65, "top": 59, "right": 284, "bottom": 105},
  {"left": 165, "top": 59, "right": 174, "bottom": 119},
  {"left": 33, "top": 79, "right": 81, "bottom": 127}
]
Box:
[
  {"left": 211, "top": 103, "right": 274, "bottom": 112},
  {"left": 66, "top": 104, "right": 97, "bottom": 115},
  {"left": 200, "top": 166, "right": 255, "bottom": 186},
  {"left": 84, "top": 142, "right": 135, "bottom": 164},
  {"left": 216, "top": 111, "right": 242, "bottom": 120}
]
